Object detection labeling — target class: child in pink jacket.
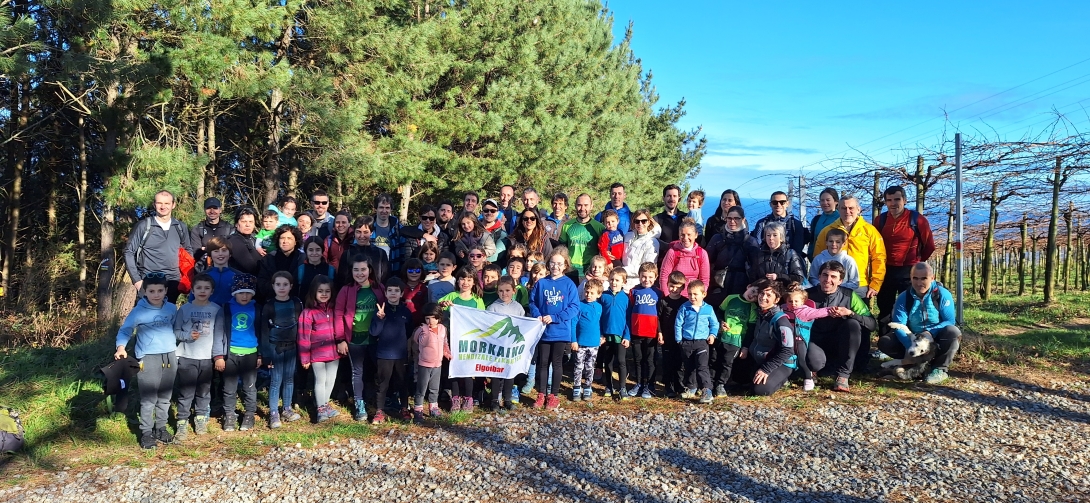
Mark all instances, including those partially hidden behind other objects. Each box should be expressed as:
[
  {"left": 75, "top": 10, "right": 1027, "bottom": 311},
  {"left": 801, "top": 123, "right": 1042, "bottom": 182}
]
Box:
[
  {"left": 411, "top": 303, "right": 451, "bottom": 423},
  {"left": 298, "top": 275, "right": 346, "bottom": 422}
]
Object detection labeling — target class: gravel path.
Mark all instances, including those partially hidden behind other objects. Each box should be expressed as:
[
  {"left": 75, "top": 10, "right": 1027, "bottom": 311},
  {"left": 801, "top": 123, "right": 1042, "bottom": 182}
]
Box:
[{"left": 4, "top": 376, "right": 1089, "bottom": 503}]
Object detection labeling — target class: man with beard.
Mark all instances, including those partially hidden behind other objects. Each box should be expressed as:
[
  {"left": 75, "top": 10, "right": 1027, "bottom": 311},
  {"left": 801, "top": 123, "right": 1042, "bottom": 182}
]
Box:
[{"left": 558, "top": 194, "right": 605, "bottom": 277}]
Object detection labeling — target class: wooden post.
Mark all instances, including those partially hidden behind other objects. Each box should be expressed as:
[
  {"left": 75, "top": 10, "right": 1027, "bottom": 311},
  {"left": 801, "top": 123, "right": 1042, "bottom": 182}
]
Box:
[
  {"left": 872, "top": 172, "right": 882, "bottom": 222},
  {"left": 1018, "top": 214, "right": 1027, "bottom": 296}
]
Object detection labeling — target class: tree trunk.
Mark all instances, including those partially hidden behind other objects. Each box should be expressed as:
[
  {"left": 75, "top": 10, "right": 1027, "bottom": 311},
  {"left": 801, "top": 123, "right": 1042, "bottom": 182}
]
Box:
[
  {"left": 207, "top": 102, "right": 216, "bottom": 199},
  {"left": 872, "top": 172, "right": 881, "bottom": 222},
  {"left": 3, "top": 78, "right": 29, "bottom": 303},
  {"left": 969, "top": 251, "right": 977, "bottom": 295},
  {"left": 1044, "top": 157, "right": 1062, "bottom": 303},
  {"left": 941, "top": 202, "right": 954, "bottom": 285},
  {"left": 1063, "top": 202, "right": 1073, "bottom": 294},
  {"left": 980, "top": 181, "right": 998, "bottom": 300},
  {"left": 196, "top": 100, "right": 206, "bottom": 199},
  {"left": 914, "top": 155, "right": 926, "bottom": 214},
  {"left": 398, "top": 181, "right": 413, "bottom": 222},
  {"left": 1031, "top": 234, "right": 1039, "bottom": 296},
  {"left": 335, "top": 176, "right": 344, "bottom": 212},
  {"left": 1018, "top": 214, "right": 1027, "bottom": 296},
  {"left": 77, "top": 116, "right": 89, "bottom": 292},
  {"left": 264, "top": 88, "right": 283, "bottom": 207}
]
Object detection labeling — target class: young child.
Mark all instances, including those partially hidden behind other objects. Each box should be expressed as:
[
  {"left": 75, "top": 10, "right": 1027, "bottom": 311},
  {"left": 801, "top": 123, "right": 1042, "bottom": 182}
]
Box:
[
  {"left": 114, "top": 273, "right": 179, "bottom": 449},
  {"left": 716, "top": 283, "right": 758, "bottom": 397},
  {"left": 270, "top": 196, "right": 299, "bottom": 227},
  {"left": 504, "top": 243, "right": 529, "bottom": 277},
  {"left": 571, "top": 278, "right": 603, "bottom": 401},
  {"left": 369, "top": 278, "right": 414, "bottom": 423},
  {"left": 578, "top": 254, "right": 611, "bottom": 299},
  {"left": 527, "top": 251, "right": 545, "bottom": 269},
  {"left": 199, "top": 236, "right": 238, "bottom": 306},
  {"left": 506, "top": 257, "right": 529, "bottom": 304},
  {"left": 439, "top": 266, "right": 485, "bottom": 412},
  {"left": 486, "top": 276, "right": 526, "bottom": 412},
  {"left": 411, "top": 303, "right": 451, "bottom": 422},
  {"left": 260, "top": 271, "right": 304, "bottom": 428},
  {"left": 808, "top": 228, "right": 861, "bottom": 290},
  {"left": 256, "top": 209, "right": 280, "bottom": 253},
  {"left": 173, "top": 274, "right": 220, "bottom": 440},
  {"left": 599, "top": 268, "right": 631, "bottom": 400},
  {"left": 427, "top": 251, "right": 457, "bottom": 303},
  {"left": 334, "top": 256, "right": 386, "bottom": 421},
  {"left": 297, "top": 236, "right": 335, "bottom": 299},
  {"left": 213, "top": 273, "right": 262, "bottom": 432},
  {"left": 657, "top": 270, "right": 688, "bottom": 398},
  {"left": 781, "top": 282, "right": 834, "bottom": 391},
  {"left": 675, "top": 279, "right": 718, "bottom": 404},
  {"left": 481, "top": 263, "right": 502, "bottom": 306},
  {"left": 419, "top": 241, "right": 441, "bottom": 278},
  {"left": 620, "top": 266, "right": 654, "bottom": 399},
  {"left": 687, "top": 190, "right": 706, "bottom": 236},
  {"left": 597, "top": 210, "right": 625, "bottom": 268},
  {"left": 298, "top": 275, "right": 345, "bottom": 423},
  {"left": 528, "top": 249, "right": 581, "bottom": 410}
]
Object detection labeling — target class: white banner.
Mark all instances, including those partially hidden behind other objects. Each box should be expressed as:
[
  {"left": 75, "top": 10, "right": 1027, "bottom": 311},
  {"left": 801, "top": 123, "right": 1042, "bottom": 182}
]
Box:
[{"left": 448, "top": 305, "right": 544, "bottom": 378}]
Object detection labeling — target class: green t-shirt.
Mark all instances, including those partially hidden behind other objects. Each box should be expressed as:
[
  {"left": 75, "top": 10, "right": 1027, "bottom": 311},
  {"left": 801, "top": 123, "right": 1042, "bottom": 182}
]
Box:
[
  {"left": 352, "top": 287, "right": 377, "bottom": 345},
  {"left": 559, "top": 219, "right": 605, "bottom": 275},
  {"left": 439, "top": 292, "right": 485, "bottom": 310}
]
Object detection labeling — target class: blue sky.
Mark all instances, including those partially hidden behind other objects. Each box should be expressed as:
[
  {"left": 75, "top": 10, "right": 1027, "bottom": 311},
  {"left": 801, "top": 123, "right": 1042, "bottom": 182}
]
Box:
[{"left": 609, "top": 1, "right": 1090, "bottom": 204}]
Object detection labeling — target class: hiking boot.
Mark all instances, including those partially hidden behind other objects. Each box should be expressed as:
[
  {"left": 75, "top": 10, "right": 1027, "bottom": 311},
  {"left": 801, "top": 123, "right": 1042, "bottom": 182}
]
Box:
[
  {"left": 462, "top": 396, "right": 475, "bottom": 413},
  {"left": 371, "top": 410, "right": 386, "bottom": 424},
  {"left": 450, "top": 396, "right": 463, "bottom": 412},
  {"left": 223, "top": 413, "right": 238, "bottom": 432},
  {"left": 269, "top": 411, "right": 282, "bottom": 429},
  {"left": 681, "top": 388, "right": 698, "bottom": 400},
  {"left": 545, "top": 394, "right": 560, "bottom": 410},
  {"left": 925, "top": 368, "right": 949, "bottom": 385},
  {"left": 281, "top": 407, "right": 302, "bottom": 423},
  {"left": 239, "top": 413, "right": 255, "bottom": 431},
  {"left": 714, "top": 384, "right": 727, "bottom": 397},
  {"left": 699, "top": 388, "right": 713, "bottom": 404},
  {"left": 803, "top": 379, "right": 815, "bottom": 392},
  {"left": 413, "top": 409, "right": 426, "bottom": 424},
  {"left": 153, "top": 427, "right": 174, "bottom": 444},
  {"left": 139, "top": 431, "right": 157, "bottom": 449},
  {"left": 354, "top": 400, "right": 367, "bottom": 421},
  {"left": 833, "top": 376, "right": 850, "bottom": 393},
  {"left": 429, "top": 405, "right": 443, "bottom": 418},
  {"left": 193, "top": 416, "right": 209, "bottom": 435},
  {"left": 174, "top": 423, "right": 190, "bottom": 442},
  {"left": 533, "top": 393, "right": 546, "bottom": 409}
]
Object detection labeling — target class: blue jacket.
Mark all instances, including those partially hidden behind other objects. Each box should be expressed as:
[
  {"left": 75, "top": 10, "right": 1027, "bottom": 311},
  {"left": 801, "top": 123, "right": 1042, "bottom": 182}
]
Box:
[
  {"left": 574, "top": 300, "right": 603, "bottom": 347},
  {"left": 675, "top": 301, "right": 719, "bottom": 343},
  {"left": 529, "top": 275, "right": 580, "bottom": 343},
  {"left": 599, "top": 289, "right": 631, "bottom": 341},
  {"left": 116, "top": 298, "right": 178, "bottom": 359},
  {"left": 595, "top": 203, "right": 632, "bottom": 234},
  {"left": 369, "top": 302, "right": 413, "bottom": 360},
  {"left": 892, "top": 283, "right": 956, "bottom": 348}
]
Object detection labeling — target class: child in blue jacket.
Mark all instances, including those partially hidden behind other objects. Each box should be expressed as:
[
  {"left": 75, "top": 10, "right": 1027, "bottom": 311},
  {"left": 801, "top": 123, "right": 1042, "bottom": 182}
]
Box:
[
  {"left": 599, "top": 268, "right": 631, "bottom": 400},
  {"left": 675, "top": 279, "right": 719, "bottom": 404}
]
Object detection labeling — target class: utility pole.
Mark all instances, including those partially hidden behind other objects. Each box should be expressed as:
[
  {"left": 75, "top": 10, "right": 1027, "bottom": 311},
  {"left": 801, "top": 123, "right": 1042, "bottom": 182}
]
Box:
[
  {"left": 955, "top": 133, "right": 964, "bottom": 324},
  {"left": 798, "top": 175, "right": 807, "bottom": 225}
]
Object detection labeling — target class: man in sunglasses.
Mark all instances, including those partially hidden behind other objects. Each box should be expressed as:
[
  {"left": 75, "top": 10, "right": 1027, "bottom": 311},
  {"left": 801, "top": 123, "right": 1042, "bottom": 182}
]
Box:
[
  {"left": 309, "top": 190, "right": 335, "bottom": 238},
  {"left": 123, "top": 190, "right": 192, "bottom": 303},
  {"left": 753, "top": 191, "right": 810, "bottom": 264},
  {"left": 189, "top": 197, "right": 233, "bottom": 265},
  {"left": 401, "top": 205, "right": 450, "bottom": 258}
]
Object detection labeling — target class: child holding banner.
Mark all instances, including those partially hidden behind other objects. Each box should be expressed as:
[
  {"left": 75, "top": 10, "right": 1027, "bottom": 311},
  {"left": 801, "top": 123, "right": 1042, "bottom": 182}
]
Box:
[
  {"left": 411, "top": 303, "right": 450, "bottom": 422},
  {"left": 529, "top": 248, "right": 580, "bottom": 410},
  {"left": 439, "top": 267, "right": 484, "bottom": 412},
  {"left": 487, "top": 276, "right": 526, "bottom": 412}
]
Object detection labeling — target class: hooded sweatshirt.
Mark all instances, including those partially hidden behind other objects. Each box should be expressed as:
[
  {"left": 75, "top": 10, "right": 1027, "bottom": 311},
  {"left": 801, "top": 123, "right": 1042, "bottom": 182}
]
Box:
[
  {"left": 116, "top": 298, "right": 178, "bottom": 359},
  {"left": 658, "top": 241, "right": 711, "bottom": 298},
  {"left": 529, "top": 275, "right": 580, "bottom": 343}
]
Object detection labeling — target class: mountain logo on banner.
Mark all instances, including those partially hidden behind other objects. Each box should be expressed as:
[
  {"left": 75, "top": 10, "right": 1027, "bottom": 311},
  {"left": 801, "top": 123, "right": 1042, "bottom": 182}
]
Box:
[{"left": 465, "top": 317, "right": 526, "bottom": 343}]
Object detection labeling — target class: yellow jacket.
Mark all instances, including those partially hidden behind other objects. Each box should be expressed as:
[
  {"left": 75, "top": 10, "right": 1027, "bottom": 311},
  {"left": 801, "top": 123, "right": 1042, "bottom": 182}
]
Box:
[{"left": 814, "top": 218, "right": 887, "bottom": 292}]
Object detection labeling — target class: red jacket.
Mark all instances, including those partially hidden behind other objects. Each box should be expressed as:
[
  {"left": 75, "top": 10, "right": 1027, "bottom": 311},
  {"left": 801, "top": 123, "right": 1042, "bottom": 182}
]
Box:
[
  {"left": 597, "top": 230, "right": 625, "bottom": 263},
  {"left": 658, "top": 241, "right": 711, "bottom": 298},
  {"left": 334, "top": 282, "right": 387, "bottom": 341},
  {"left": 878, "top": 211, "right": 935, "bottom": 267}
]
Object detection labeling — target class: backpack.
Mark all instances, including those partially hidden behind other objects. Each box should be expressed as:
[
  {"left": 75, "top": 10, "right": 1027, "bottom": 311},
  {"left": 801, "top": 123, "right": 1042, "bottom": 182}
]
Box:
[
  {"left": 0, "top": 406, "right": 25, "bottom": 453},
  {"left": 135, "top": 217, "right": 193, "bottom": 292},
  {"left": 877, "top": 210, "right": 923, "bottom": 260}
]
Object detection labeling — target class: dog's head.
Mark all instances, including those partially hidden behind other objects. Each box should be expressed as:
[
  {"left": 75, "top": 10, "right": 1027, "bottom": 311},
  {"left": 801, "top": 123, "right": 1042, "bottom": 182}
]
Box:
[{"left": 906, "top": 331, "right": 934, "bottom": 358}]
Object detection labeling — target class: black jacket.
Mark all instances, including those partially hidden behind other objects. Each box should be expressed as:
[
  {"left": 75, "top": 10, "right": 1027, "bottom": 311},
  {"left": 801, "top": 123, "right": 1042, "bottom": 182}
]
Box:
[
  {"left": 338, "top": 243, "right": 391, "bottom": 288},
  {"left": 226, "top": 231, "right": 263, "bottom": 276},
  {"left": 189, "top": 218, "right": 233, "bottom": 261},
  {"left": 748, "top": 243, "right": 805, "bottom": 285},
  {"left": 705, "top": 229, "right": 756, "bottom": 296},
  {"left": 805, "top": 285, "right": 877, "bottom": 334},
  {"left": 257, "top": 249, "right": 304, "bottom": 301}
]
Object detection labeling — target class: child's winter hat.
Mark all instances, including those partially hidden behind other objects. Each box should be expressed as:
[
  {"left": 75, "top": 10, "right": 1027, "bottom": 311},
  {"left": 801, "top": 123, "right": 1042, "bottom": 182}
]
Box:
[{"left": 231, "top": 273, "right": 257, "bottom": 296}]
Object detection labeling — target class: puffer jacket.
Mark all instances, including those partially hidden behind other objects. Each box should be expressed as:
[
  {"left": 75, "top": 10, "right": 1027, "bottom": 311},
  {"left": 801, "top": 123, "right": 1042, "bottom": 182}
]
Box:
[
  {"left": 747, "top": 242, "right": 805, "bottom": 284},
  {"left": 705, "top": 229, "right": 756, "bottom": 295},
  {"left": 621, "top": 230, "right": 660, "bottom": 286},
  {"left": 658, "top": 241, "right": 710, "bottom": 298}
]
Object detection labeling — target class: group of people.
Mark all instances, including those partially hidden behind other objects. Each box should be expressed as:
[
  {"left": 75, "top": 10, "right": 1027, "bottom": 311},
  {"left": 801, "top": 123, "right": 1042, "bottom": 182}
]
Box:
[{"left": 112, "top": 182, "right": 962, "bottom": 448}]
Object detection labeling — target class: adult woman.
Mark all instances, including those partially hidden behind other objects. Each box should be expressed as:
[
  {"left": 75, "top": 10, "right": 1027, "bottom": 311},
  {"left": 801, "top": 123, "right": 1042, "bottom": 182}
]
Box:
[
  {"left": 621, "top": 209, "right": 659, "bottom": 290},
  {"left": 481, "top": 199, "right": 507, "bottom": 263},
  {"left": 748, "top": 221, "right": 805, "bottom": 285},
  {"left": 402, "top": 205, "right": 449, "bottom": 260},
  {"left": 338, "top": 216, "right": 391, "bottom": 286},
  {"left": 451, "top": 211, "right": 496, "bottom": 266},
  {"left": 507, "top": 207, "right": 553, "bottom": 257},
  {"left": 736, "top": 279, "right": 796, "bottom": 396},
  {"left": 323, "top": 211, "right": 353, "bottom": 273},
  {"left": 657, "top": 218, "right": 710, "bottom": 297},
  {"left": 296, "top": 213, "right": 317, "bottom": 240},
  {"left": 704, "top": 189, "right": 744, "bottom": 238},
  {"left": 705, "top": 206, "right": 756, "bottom": 295},
  {"left": 227, "top": 207, "right": 264, "bottom": 275},
  {"left": 528, "top": 248, "right": 580, "bottom": 411},
  {"left": 809, "top": 188, "right": 840, "bottom": 255},
  {"left": 258, "top": 224, "right": 304, "bottom": 300}
]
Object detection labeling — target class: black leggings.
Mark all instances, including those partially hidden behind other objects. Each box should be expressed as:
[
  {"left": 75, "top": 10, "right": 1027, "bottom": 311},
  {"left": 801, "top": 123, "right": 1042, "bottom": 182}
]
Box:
[
  {"left": 373, "top": 358, "right": 410, "bottom": 410},
  {"left": 712, "top": 344, "right": 741, "bottom": 387},
  {"left": 630, "top": 337, "right": 656, "bottom": 385},
  {"left": 536, "top": 341, "right": 567, "bottom": 396},
  {"left": 450, "top": 377, "right": 474, "bottom": 399},
  {"left": 599, "top": 341, "right": 628, "bottom": 392}
]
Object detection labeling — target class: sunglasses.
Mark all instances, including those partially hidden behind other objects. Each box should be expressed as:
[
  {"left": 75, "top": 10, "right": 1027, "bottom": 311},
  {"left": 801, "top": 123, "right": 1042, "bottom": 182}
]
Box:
[
  {"left": 144, "top": 272, "right": 167, "bottom": 279},
  {"left": 420, "top": 215, "right": 436, "bottom": 221},
  {"left": 634, "top": 218, "right": 649, "bottom": 224},
  {"left": 771, "top": 200, "right": 788, "bottom": 206},
  {"left": 725, "top": 216, "right": 743, "bottom": 222},
  {"left": 406, "top": 268, "right": 422, "bottom": 274},
  {"left": 312, "top": 201, "right": 329, "bottom": 206},
  {"left": 483, "top": 208, "right": 498, "bottom": 214},
  {"left": 469, "top": 254, "right": 485, "bottom": 258},
  {"left": 522, "top": 216, "right": 538, "bottom": 222}
]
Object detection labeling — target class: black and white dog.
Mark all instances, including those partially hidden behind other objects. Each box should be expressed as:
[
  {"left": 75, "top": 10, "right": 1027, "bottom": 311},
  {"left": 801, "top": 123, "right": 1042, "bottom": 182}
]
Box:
[{"left": 879, "top": 323, "right": 935, "bottom": 380}]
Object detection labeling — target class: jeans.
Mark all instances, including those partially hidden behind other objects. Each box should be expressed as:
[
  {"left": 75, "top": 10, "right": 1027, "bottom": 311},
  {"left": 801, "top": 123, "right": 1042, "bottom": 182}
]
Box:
[
  {"left": 222, "top": 352, "right": 258, "bottom": 417},
  {"left": 268, "top": 344, "right": 297, "bottom": 412},
  {"left": 311, "top": 360, "right": 339, "bottom": 407},
  {"left": 137, "top": 352, "right": 176, "bottom": 433},
  {"left": 175, "top": 357, "right": 212, "bottom": 421}
]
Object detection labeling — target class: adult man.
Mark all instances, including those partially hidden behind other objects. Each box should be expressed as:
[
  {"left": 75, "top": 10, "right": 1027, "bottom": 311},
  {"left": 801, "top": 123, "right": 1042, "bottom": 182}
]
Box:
[
  {"left": 546, "top": 192, "right": 570, "bottom": 242},
  {"left": 372, "top": 193, "right": 406, "bottom": 274},
  {"left": 877, "top": 262, "right": 960, "bottom": 384},
  {"left": 814, "top": 195, "right": 886, "bottom": 299},
  {"left": 559, "top": 194, "right": 606, "bottom": 276},
  {"left": 401, "top": 205, "right": 449, "bottom": 259},
  {"left": 595, "top": 183, "right": 632, "bottom": 234},
  {"left": 463, "top": 191, "right": 480, "bottom": 216},
  {"left": 309, "top": 190, "right": 335, "bottom": 238},
  {"left": 806, "top": 261, "right": 877, "bottom": 392},
  {"left": 436, "top": 201, "right": 456, "bottom": 236},
  {"left": 189, "top": 196, "right": 233, "bottom": 264},
  {"left": 498, "top": 185, "right": 517, "bottom": 234},
  {"left": 226, "top": 207, "right": 264, "bottom": 276},
  {"left": 875, "top": 185, "right": 936, "bottom": 319},
  {"left": 752, "top": 191, "right": 809, "bottom": 262},
  {"left": 123, "top": 190, "right": 192, "bottom": 301},
  {"left": 654, "top": 184, "right": 688, "bottom": 263}
]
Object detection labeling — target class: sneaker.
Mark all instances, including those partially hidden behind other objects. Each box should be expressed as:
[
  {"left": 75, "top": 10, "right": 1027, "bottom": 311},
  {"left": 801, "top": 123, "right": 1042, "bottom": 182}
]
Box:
[
  {"left": 616, "top": 390, "right": 629, "bottom": 401},
  {"left": 463, "top": 396, "right": 475, "bottom": 413},
  {"left": 714, "top": 384, "right": 727, "bottom": 397},
  {"left": 699, "top": 388, "right": 713, "bottom": 404},
  {"left": 269, "top": 411, "right": 282, "bottom": 429},
  {"left": 602, "top": 388, "right": 612, "bottom": 398},
  {"left": 582, "top": 388, "right": 593, "bottom": 400},
  {"left": 681, "top": 388, "right": 698, "bottom": 400},
  {"left": 833, "top": 376, "right": 850, "bottom": 393},
  {"left": 510, "top": 387, "right": 521, "bottom": 403},
  {"left": 803, "top": 379, "right": 815, "bottom": 392},
  {"left": 239, "top": 413, "right": 255, "bottom": 431},
  {"left": 450, "top": 396, "right": 463, "bottom": 412},
  {"left": 871, "top": 349, "right": 892, "bottom": 361},
  {"left": 640, "top": 386, "right": 653, "bottom": 399},
  {"left": 571, "top": 390, "right": 582, "bottom": 401},
  {"left": 413, "top": 409, "right": 426, "bottom": 424},
  {"left": 316, "top": 404, "right": 332, "bottom": 423},
  {"left": 153, "top": 427, "right": 174, "bottom": 444},
  {"left": 174, "top": 423, "right": 190, "bottom": 442},
  {"left": 520, "top": 382, "right": 534, "bottom": 395},
  {"left": 193, "top": 415, "right": 208, "bottom": 435},
  {"left": 223, "top": 413, "right": 238, "bottom": 432},
  {"left": 400, "top": 408, "right": 413, "bottom": 421},
  {"left": 496, "top": 405, "right": 509, "bottom": 416},
  {"left": 281, "top": 407, "right": 302, "bottom": 422},
  {"left": 354, "top": 399, "right": 367, "bottom": 421},
  {"left": 139, "top": 431, "right": 157, "bottom": 449},
  {"left": 371, "top": 410, "right": 386, "bottom": 424},
  {"left": 545, "top": 394, "right": 560, "bottom": 410},
  {"left": 925, "top": 368, "right": 949, "bottom": 385},
  {"left": 429, "top": 405, "right": 443, "bottom": 418},
  {"left": 533, "top": 393, "right": 546, "bottom": 409},
  {"left": 666, "top": 390, "right": 678, "bottom": 399},
  {"left": 627, "top": 385, "right": 641, "bottom": 397}
]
